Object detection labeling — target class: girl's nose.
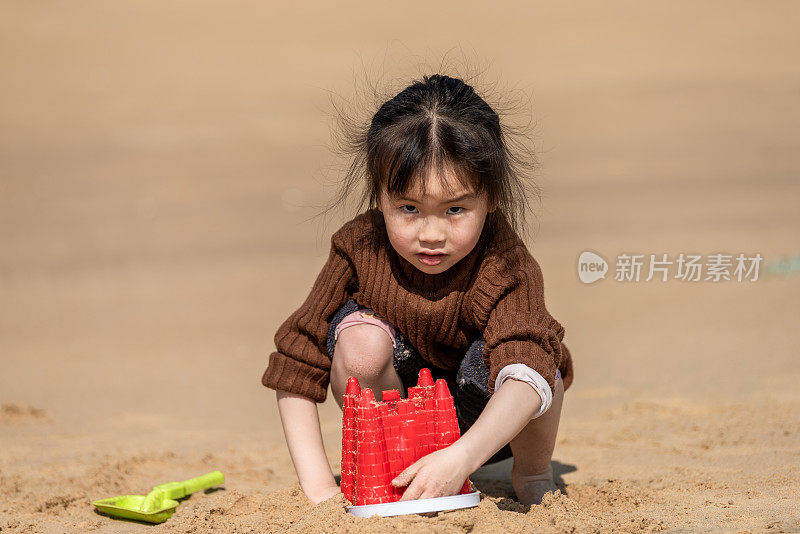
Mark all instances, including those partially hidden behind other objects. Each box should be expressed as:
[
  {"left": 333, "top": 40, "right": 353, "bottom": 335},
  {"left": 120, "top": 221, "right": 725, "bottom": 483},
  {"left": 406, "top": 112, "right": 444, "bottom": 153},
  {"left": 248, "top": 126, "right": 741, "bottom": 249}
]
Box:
[{"left": 418, "top": 217, "right": 446, "bottom": 244}]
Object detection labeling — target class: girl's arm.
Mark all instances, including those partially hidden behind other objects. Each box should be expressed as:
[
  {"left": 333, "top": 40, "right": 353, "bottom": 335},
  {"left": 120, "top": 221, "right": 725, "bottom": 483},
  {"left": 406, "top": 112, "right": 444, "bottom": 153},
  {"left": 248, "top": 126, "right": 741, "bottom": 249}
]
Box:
[
  {"left": 275, "top": 390, "right": 341, "bottom": 503},
  {"left": 392, "top": 378, "right": 541, "bottom": 500},
  {"left": 456, "top": 377, "right": 543, "bottom": 469}
]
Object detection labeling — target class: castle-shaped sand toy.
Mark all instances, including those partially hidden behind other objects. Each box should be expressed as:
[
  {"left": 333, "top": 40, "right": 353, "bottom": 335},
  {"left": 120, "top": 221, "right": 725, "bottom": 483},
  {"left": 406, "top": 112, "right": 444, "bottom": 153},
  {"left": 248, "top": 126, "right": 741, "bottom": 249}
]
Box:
[{"left": 342, "top": 368, "right": 481, "bottom": 517}]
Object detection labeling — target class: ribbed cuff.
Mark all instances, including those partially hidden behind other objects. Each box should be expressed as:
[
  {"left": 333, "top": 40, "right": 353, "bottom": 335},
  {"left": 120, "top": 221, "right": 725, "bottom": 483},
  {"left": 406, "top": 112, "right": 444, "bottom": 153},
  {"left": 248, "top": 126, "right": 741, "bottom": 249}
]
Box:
[
  {"left": 487, "top": 340, "right": 558, "bottom": 397},
  {"left": 261, "top": 351, "right": 329, "bottom": 403}
]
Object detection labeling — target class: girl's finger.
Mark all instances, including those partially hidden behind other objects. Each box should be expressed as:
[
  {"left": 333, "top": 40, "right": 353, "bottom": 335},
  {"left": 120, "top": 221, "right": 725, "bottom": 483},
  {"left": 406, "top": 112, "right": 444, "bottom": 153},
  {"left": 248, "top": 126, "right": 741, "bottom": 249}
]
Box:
[
  {"left": 398, "top": 478, "right": 424, "bottom": 501},
  {"left": 392, "top": 460, "right": 422, "bottom": 487},
  {"left": 420, "top": 483, "right": 445, "bottom": 500},
  {"left": 400, "top": 484, "right": 422, "bottom": 501}
]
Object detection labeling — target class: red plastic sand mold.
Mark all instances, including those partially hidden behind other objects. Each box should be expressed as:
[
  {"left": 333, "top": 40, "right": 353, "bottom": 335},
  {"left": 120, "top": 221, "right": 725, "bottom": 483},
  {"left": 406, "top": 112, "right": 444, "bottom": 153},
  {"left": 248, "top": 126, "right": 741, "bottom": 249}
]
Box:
[{"left": 341, "top": 368, "right": 473, "bottom": 507}]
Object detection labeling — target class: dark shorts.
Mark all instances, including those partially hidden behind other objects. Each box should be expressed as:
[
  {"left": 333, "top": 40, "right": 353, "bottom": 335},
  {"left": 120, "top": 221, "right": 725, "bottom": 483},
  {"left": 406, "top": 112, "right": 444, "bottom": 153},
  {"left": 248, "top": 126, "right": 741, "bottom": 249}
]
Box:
[{"left": 326, "top": 299, "right": 514, "bottom": 464}]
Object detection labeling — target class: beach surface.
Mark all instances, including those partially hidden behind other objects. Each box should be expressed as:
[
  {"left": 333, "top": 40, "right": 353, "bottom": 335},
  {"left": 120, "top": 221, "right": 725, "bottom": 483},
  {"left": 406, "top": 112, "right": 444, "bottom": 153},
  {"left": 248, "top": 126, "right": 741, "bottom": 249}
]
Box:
[{"left": 1, "top": 2, "right": 799, "bottom": 532}]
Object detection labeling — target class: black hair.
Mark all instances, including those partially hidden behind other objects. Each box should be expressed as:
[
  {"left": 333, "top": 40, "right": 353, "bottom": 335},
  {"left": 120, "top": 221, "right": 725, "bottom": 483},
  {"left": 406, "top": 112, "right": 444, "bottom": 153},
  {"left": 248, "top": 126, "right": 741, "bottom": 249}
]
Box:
[{"left": 314, "top": 73, "right": 541, "bottom": 245}]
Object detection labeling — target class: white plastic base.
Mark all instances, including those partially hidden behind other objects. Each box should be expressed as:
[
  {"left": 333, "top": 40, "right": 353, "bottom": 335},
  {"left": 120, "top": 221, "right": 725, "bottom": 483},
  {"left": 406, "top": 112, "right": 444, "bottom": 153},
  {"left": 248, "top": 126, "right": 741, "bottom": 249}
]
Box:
[{"left": 346, "top": 490, "right": 481, "bottom": 518}]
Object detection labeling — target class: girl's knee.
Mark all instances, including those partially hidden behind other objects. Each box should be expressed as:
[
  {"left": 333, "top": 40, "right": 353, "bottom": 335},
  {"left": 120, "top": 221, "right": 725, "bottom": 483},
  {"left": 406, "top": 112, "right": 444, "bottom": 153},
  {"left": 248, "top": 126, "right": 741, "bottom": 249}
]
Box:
[{"left": 332, "top": 323, "right": 395, "bottom": 381}]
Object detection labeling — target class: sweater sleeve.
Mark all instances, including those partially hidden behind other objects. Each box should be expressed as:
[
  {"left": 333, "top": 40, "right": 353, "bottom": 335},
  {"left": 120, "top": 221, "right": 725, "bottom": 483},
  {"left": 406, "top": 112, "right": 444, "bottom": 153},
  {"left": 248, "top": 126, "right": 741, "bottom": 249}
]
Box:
[
  {"left": 481, "top": 249, "right": 566, "bottom": 397},
  {"left": 261, "top": 233, "right": 357, "bottom": 403}
]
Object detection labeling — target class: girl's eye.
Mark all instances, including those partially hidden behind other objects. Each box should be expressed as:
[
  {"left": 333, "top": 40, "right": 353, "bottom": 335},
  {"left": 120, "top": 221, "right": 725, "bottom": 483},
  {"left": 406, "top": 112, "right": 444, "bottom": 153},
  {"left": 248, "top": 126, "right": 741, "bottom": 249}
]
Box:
[{"left": 399, "top": 206, "right": 465, "bottom": 215}]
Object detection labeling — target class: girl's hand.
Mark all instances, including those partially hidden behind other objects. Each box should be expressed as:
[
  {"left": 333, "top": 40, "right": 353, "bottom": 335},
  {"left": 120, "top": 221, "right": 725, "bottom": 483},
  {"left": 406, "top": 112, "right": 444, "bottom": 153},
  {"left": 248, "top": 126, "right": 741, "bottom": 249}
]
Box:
[
  {"left": 304, "top": 483, "right": 342, "bottom": 504},
  {"left": 391, "top": 444, "right": 472, "bottom": 501}
]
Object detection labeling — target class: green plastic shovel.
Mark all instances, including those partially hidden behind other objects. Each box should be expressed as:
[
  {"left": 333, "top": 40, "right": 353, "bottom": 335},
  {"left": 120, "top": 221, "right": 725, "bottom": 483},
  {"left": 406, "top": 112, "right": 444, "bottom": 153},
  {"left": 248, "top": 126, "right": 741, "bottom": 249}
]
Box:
[{"left": 92, "top": 470, "right": 224, "bottom": 524}]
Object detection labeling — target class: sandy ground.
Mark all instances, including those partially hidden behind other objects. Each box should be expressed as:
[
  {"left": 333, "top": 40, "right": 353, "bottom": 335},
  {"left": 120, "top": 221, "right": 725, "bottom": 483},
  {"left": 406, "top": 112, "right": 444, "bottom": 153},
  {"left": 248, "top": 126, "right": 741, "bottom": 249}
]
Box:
[{"left": 2, "top": 1, "right": 800, "bottom": 532}]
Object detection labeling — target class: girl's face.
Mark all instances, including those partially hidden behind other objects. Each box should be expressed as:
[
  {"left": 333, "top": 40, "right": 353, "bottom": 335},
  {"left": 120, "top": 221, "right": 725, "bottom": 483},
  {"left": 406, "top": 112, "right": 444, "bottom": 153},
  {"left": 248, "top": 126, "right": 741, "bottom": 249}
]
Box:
[{"left": 378, "top": 167, "right": 492, "bottom": 275}]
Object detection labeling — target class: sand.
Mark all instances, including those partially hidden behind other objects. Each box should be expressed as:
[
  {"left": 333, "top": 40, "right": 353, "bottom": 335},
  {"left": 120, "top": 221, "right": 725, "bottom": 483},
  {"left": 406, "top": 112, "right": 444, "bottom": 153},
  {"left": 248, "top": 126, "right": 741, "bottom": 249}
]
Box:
[{"left": 2, "top": 1, "right": 800, "bottom": 532}]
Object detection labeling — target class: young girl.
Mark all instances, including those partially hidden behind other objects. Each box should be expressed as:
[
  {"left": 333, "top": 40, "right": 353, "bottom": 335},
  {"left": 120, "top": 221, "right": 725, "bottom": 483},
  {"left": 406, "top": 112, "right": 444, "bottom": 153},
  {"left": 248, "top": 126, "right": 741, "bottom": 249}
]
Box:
[{"left": 262, "top": 74, "right": 574, "bottom": 507}]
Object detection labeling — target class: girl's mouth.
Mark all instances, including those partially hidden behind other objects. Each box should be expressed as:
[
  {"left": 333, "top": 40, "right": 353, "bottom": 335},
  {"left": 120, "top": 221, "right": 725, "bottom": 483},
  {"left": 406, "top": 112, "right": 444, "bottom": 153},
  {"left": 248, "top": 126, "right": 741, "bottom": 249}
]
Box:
[{"left": 417, "top": 253, "right": 446, "bottom": 266}]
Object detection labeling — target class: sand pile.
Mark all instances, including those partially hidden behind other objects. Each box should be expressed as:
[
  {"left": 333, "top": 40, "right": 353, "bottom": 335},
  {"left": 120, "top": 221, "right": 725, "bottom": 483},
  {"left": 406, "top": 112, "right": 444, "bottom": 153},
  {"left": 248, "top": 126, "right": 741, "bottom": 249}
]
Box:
[
  {"left": 157, "top": 481, "right": 666, "bottom": 534},
  {"left": 1, "top": 452, "right": 671, "bottom": 534}
]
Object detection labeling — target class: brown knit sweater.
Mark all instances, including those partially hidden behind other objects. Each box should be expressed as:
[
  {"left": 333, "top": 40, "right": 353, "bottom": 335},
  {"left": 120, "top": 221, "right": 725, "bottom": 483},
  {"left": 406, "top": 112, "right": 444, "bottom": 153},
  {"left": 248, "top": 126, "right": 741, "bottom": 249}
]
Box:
[{"left": 262, "top": 208, "right": 573, "bottom": 403}]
